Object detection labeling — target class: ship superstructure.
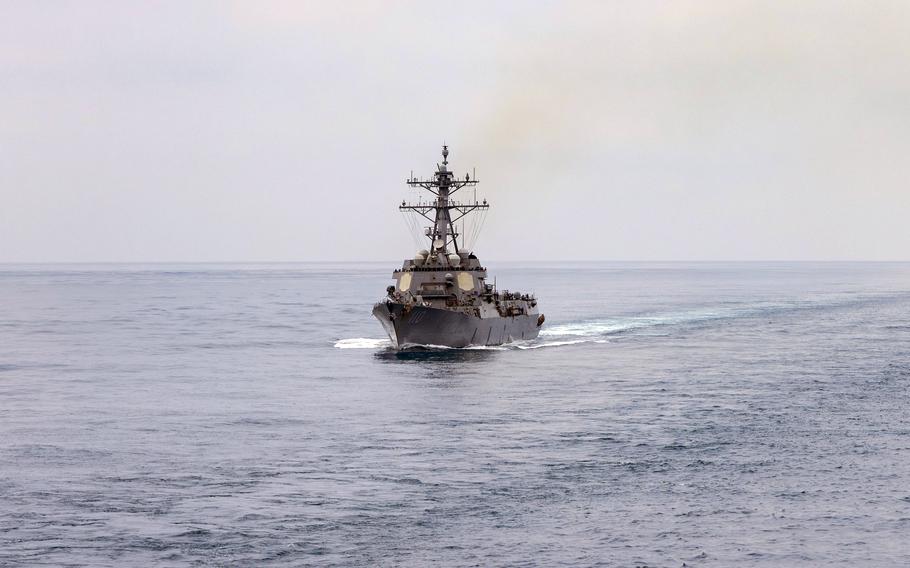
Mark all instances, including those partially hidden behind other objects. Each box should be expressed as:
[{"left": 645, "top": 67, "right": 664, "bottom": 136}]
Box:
[{"left": 373, "top": 146, "right": 544, "bottom": 348}]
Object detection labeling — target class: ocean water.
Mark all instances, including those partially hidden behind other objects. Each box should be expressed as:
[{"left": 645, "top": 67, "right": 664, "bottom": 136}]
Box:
[{"left": 1, "top": 262, "right": 909, "bottom": 567}]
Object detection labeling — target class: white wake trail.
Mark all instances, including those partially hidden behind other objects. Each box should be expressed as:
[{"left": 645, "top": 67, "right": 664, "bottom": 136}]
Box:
[{"left": 334, "top": 338, "right": 391, "bottom": 349}]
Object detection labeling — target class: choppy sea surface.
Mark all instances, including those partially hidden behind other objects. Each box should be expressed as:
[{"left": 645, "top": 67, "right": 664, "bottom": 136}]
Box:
[{"left": 2, "top": 262, "right": 909, "bottom": 567}]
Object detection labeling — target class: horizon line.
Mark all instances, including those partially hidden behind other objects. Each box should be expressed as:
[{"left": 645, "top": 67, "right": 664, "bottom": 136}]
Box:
[{"left": 2, "top": 259, "right": 910, "bottom": 265}]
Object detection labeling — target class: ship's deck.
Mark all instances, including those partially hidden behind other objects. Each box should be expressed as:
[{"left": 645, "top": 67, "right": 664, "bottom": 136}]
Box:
[{"left": 393, "top": 266, "right": 486, "bottom": 273}]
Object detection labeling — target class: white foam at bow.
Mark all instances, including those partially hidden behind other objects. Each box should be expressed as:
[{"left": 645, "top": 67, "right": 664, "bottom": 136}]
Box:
[{"left": 334, "top": 338, "right": 390, "bottom": 349}]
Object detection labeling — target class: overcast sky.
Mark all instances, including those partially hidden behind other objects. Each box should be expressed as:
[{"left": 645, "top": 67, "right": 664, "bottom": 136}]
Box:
[{"left": 2, "top": 1, "right": 909, "bottom": 262}]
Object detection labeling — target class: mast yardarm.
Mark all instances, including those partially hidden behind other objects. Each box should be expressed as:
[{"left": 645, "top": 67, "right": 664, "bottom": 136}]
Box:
[{"left": 400, "top": 145, "right": 488, "bottom": 255}]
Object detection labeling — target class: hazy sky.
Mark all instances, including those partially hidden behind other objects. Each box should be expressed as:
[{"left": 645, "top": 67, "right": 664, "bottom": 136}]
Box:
[{"left": 2, "top": 1, "right": 909, "bottom": 262}]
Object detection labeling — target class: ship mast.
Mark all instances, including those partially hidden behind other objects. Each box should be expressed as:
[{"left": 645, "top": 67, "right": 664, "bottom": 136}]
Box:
[{"left": 400, "top": 145, "right": 488, "bottom": 259}]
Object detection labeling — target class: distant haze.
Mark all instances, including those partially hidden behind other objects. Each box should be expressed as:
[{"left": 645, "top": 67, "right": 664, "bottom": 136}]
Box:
[{"left": 2, "top": 1, "right": 909, "bottom": 262}]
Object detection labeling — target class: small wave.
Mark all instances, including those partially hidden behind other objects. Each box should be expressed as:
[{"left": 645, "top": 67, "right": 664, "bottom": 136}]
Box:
[{"left": 334, "top": 338, "right": 390, "bottom": 349}]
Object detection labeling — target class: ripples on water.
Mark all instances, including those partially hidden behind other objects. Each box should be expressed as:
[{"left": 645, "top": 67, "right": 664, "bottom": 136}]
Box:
[{"left": 1, "top": 262, "right": 909, "bottom": 566}]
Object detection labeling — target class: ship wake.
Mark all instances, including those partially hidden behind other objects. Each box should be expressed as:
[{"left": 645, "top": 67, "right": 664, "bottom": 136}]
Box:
[
  {"left": 338, "top": 291, "right": 909, "bottom": 351},
  {"left": 540, "top": 291, "right": 909, "bottom": 340}
]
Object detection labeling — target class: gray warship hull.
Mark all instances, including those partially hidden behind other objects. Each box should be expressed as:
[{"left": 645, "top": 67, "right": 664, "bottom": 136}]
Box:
[{"left": 373, "top": 301, "right": 541, "bottom": 348}]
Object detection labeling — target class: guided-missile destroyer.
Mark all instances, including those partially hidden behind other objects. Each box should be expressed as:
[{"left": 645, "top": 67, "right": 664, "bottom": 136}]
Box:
[{"left": 373, "top": 146, "right": 544, "bottom": 348}]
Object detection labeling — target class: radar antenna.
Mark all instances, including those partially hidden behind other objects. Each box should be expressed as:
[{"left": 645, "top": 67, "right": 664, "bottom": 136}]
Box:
[{"left": 400, "top": 145, "right": 488, "bottom": 257}]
